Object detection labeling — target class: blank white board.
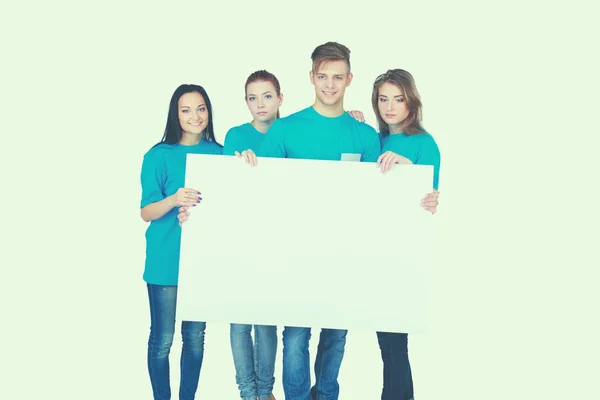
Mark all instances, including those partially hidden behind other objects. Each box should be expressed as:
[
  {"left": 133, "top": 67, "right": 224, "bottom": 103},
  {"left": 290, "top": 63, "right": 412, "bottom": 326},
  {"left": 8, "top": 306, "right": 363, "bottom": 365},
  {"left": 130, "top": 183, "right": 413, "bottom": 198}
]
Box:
[{"left": 178, "top": 154, "right": 433, "bottom": 333}]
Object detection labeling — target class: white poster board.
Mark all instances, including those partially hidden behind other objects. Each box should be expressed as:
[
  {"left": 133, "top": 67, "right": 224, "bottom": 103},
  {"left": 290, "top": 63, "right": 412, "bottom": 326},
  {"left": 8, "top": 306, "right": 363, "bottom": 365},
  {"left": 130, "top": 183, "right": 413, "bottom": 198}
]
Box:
[{"left": 178, "top": 154, "right": 433, "bottom": 333}]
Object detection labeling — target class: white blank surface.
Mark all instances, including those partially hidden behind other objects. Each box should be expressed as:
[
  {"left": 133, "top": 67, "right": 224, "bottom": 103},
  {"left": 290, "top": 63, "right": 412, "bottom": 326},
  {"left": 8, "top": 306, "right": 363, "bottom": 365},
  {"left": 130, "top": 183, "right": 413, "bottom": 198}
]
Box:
[{"left": 178, "top": 154, "right": 433, "bottom": 333}]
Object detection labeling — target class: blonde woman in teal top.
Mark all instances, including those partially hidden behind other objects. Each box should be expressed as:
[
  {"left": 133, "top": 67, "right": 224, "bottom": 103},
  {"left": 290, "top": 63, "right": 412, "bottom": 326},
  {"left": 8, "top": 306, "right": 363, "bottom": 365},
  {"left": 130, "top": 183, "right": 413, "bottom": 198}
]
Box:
[
  {"left": 140, "top": 84, "right": 222, "bottom": 400},
  {"left": 223, "top": 70, "right": 283, "bottom": 160},
  {"left": 222, "top": 70, "right": 283, "bottom": 400},
  {"left": 183, "top": 70, "right": 287, "bottom": 400},
  {"left": 372, "top": 69, "right": 441, "bottom": 400}
]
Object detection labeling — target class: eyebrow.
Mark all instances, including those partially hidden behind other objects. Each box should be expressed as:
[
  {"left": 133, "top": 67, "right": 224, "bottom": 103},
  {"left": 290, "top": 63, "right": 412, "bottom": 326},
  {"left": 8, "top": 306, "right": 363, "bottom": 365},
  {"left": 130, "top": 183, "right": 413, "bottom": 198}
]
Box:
[
  {"left": 247, "top": 91, "right": 273, "bottom": 96},
  {"left": 180, "top": 104, "right": 206, "bottom": 108},
  {"left": 379, "top": 95, "right": 404, "bottom": 98}
]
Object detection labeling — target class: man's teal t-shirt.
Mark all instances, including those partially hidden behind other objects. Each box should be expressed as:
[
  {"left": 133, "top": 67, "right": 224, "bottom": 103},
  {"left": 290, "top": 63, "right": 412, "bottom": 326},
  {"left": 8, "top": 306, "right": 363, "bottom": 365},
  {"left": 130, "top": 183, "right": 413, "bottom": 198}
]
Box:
[
  {"left": 257, "top": 106, "right": 381, "bottom": 162},
  {"left": 140, "top": 140, "right": 223, "bottom": 285},
  {"left": 380, "top": 131, "right": 441, "bottom": 190},
  {"left": 223, "top": 122, "right": 267, "bottom": 156}
]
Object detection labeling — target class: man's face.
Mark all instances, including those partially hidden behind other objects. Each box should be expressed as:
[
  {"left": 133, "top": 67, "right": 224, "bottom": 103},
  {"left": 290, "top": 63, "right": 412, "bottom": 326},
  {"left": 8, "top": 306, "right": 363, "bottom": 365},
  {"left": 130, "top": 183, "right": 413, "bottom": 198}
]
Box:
[{"left": 310, "top": 60, "right": 353, "bottom": 108}]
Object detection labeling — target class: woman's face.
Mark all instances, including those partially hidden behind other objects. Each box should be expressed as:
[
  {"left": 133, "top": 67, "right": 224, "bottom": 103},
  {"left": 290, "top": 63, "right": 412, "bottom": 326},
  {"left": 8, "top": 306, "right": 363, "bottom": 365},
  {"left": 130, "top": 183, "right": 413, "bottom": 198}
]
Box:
[
  {"left": 178, "top": 91, "right": 209, "bottom": 136},
  {"left": 246, "top": 80, "right": 281, "bottom": 123},
  {"left": 377, "top": 82, "right": 409, "bottom": 128}
]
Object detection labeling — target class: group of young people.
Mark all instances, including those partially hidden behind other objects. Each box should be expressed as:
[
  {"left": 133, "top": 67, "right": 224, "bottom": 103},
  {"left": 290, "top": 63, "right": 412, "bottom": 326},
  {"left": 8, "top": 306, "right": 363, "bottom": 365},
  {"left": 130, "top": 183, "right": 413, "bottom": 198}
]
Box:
[{"left": 140, "top": 41, "right": 441, "bottom": 400}]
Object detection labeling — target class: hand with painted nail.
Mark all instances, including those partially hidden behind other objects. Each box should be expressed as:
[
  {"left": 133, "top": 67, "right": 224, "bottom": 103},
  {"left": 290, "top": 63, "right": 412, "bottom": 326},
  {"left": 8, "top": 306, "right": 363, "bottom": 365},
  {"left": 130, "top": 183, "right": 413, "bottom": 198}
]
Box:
[
  {"left": 420, "top": 189, "right": 440, "bottom": 214},
  {"left": 348, "top": 110, "right": 365, "bottom": 122},
  {"left": 235, "top": 149, "right": 258, "bottom": 167},
  {"left": 376, "top": 151, "right": 412, "bottom": 173},
  {"left": 169, "top": 188, "right": 201, "bottom": 208}
]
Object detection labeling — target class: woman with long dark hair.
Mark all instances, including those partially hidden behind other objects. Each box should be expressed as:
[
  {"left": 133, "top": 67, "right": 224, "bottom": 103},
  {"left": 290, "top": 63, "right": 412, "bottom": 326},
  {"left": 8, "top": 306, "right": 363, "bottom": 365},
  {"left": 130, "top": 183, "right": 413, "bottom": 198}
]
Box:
[{"left": 140, "top": 84, "right": 223, "bottom": 400}]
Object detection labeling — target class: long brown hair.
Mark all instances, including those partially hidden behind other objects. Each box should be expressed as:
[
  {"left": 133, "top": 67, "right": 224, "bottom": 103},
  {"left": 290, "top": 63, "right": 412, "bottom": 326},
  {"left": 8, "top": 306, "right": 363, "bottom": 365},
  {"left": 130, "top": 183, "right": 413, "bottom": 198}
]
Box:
[
  {"left": 245, "top": 70, "right": 282, "bottom": 119},
  {"left": 372, "top": 69, "right": 424, "bottom": 135}
]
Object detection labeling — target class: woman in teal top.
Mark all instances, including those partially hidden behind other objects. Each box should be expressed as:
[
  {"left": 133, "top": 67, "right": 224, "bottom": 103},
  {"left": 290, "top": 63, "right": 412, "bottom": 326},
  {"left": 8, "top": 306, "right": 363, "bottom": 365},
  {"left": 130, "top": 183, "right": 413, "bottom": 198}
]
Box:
[
  {"left": 180, "top": 70, "right": 283, "bottom": 400},
  {"left": 223, "top": 70, "right": 284, "bottom": 157},
  {"left": 372, "top": 69, "right": 441, "bottom": 400},
  {"left": 140, "top": 84, "right": 223, "bottom": 400},
  {"left": 224, "top": 70, "right": 283, "bottom": 400}
]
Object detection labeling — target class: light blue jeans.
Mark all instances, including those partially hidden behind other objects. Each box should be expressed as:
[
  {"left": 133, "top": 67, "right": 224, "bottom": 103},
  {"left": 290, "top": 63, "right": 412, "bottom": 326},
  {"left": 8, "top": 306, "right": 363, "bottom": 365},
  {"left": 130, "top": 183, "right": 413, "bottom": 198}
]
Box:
[
  {"left": 282, "top": 327, "right": 348, "bottom": 400},
  {"left": 230, "top": 323, "right": 278, "bottom": 400}
]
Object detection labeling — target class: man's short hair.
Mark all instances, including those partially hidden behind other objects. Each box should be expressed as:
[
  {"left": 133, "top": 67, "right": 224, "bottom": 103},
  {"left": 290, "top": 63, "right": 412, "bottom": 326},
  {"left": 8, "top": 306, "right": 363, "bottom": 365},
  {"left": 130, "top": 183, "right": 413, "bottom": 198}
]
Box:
[{"left": 311, "top": 41, "right": 351, "bottom": 72}]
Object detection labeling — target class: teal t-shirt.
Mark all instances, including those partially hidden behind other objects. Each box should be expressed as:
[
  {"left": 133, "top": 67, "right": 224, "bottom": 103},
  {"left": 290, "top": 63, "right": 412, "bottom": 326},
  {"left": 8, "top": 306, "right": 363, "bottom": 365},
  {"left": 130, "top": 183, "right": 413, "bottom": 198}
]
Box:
[
  {"left": 140, "top": 140, "right": 223, "bottom": 285},
  {"left": 380, "top": 131, "right": 441, "bottom": 190},
  {"left": 257, "top": 106, "right": 381, "bottom": 162},
  {"left": 223, "top": 122, "right": 267, "bottom": 155}
]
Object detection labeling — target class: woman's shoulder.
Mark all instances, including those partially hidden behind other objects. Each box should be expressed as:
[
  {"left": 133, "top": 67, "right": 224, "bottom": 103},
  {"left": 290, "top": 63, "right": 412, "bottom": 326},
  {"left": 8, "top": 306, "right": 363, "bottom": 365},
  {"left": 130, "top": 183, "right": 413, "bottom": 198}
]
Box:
[
  {"left": 412, "top": 131, "right": 438, "bottom": 145},
  {"left": 144, "top": 142, "right": 176, "bottom": 158},
  {"left": 202, "top": 139, "right": 224, "bottom": 152},
  {"left": 412, "top": 131, "right": 441, "bottom": 158},
  {"left": 226, "top": 122, "right": 252, "bottom": 135}
]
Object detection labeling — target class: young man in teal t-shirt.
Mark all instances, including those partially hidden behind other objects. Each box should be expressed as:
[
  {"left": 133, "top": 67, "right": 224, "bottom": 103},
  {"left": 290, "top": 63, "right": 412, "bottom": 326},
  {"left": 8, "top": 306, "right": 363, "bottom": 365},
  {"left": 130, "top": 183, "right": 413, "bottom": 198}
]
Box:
[{"left": 256, "top": 41, "right": 379, "bottom": 400}]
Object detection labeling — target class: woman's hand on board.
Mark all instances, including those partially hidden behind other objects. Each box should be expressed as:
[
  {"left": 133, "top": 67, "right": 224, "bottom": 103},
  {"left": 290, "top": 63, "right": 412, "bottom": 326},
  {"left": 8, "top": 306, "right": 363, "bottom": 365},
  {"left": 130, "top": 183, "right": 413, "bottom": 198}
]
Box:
[
  {"left": 376, "top": 151, "right": 413, "bottom": 173},
  {"left": 170, "top": 188, "right": 201, "bottom": 207},
  {"left": 178, "top": 206, "right": 190, "bottom": 227},
  {"left": 421, "top": 190, "right": 440, "bottom": 214},
  {"left": 235, "top": 149, "right": 258, "bottom": 166}
]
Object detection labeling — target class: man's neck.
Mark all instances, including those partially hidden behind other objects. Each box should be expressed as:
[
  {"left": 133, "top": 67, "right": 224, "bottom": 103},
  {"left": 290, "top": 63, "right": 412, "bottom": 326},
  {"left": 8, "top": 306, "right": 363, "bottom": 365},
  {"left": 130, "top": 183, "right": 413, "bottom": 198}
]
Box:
[{"left": 312, "top": 99, "right": 345, "bottom": 118}]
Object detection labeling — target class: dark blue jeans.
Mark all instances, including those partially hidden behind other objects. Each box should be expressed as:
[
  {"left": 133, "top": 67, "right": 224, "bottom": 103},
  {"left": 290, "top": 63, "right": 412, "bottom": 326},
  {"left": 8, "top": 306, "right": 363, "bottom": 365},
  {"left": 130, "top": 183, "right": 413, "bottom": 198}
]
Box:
[
  {"left": 376, "top": 332, "right": 413, "bottom": 400},
  {"left": 147, "top": 284, "right": 207, "bottom": 400}
]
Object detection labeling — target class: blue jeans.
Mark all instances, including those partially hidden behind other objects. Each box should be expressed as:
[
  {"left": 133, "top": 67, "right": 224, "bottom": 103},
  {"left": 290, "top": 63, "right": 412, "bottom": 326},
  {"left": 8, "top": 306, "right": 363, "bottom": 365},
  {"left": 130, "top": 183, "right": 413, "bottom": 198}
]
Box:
[
  {"left": 376, "top": 332, "right": 413, "bottom": 400},
  {"left": 230, "top": 323, "right": 278, "bottom": 400},
  {"left": 282, "top": 326, "right": 347, "bottom": 400},
  {"left": 147, "top": 283, "right": 207, "bottom": 400}
]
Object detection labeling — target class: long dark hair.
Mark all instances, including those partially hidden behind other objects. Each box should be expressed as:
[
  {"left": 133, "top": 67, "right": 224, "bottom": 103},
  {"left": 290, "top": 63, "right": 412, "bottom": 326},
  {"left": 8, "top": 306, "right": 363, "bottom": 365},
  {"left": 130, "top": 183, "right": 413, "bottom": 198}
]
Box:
[
  {"left": 159, "top": 84, "right": 217, "bottom": 144},
  {"left": 372, "top": 69, "right": 424, "bottom": 136}
]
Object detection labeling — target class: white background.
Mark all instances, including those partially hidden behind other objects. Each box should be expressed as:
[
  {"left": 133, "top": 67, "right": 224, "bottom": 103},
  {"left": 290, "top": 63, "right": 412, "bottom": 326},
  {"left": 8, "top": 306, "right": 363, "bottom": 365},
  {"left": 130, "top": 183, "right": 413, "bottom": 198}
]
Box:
[{"left": 1, "top": 1, "right": 598, "bottom": 399}]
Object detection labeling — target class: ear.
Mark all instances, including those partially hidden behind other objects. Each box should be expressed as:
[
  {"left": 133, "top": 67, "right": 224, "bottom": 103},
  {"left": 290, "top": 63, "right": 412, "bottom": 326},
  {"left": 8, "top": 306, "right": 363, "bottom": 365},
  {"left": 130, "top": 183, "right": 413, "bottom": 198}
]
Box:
[
  {"left": 309, "top": 70, "right": 315, "bottom": 85},
  {"left": 346, "top": 72, "right": 354, "bottom": 87},
  {"left": 278, "top": 92, "right": 284, "bottom": 106}
]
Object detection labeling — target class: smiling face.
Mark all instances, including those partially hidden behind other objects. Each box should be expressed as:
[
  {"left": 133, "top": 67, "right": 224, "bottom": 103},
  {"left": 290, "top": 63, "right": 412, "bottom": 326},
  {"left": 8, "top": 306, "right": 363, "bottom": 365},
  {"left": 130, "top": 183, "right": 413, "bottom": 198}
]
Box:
[
  {"left": 245, "top": 80, "right": 282, "bottom": 123},
  {"left": 310, "top": 60, "right": 353, "bottom": 110},
  {"left": 178, "top": 91, "right": 208, "bottom": 139},
  {"left": 377, "top": 82, "right": 410, "bottom": 130}
]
